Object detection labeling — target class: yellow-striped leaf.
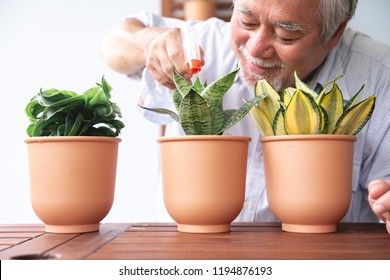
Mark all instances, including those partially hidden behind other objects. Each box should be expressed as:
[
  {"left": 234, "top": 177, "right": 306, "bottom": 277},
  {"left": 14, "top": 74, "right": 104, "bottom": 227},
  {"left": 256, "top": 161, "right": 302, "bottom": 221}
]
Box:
[
  {"left": 333, "top": 96, "right": 376, "bottom": 135},
  {"left": 294, "top": 71, "right": 318, "bottom": 99},
  {"left": 316, "top": 75, "right": 345, "bottom": 105},
  {"left": 254, "top": 79, "right": 280, "bottom": 124},
  {"left": 319, "top": 83, "right": 344, "bottom": 134},
  {"left": 273, "top": 109, "right": 287, "bottom": 135},
  {"left": 280, "top": 87, "right": 296, "bottom": 106},
  {"left": 247, "top": 103, "right": 275, "bottom": 136},
  {"left": 344, "top": 83, "right": 366, "bottom": 110},
  {"left": 319, "top": 106, "right": 328, "bottom": 133},
  {"left": 284, "top": 89, "right": 322, "bottom": 134}
]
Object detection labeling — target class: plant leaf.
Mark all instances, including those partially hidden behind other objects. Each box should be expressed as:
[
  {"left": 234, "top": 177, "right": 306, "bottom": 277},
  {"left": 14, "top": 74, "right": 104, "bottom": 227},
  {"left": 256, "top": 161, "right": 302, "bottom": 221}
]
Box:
[
  {"left": 333, "top": 95, "right": 376, "bottom": 135},
  {"left": 280, "top": 87, "right": 295, "bottom": 106},
  {"left": 41, "top": 95, "right": 85, "bottom": 120},
  {"left": 244, "top": 79, "right": 276, "bottom": 137},
  {"left": 316, "top": 74, "right": 345, "bottom": 105},
  {"left": 201, "top": 69, "right": 239, "bottom": 134},
  {"left": 223, "top": 109, "right": 237, "bottom": 124},
  {"left": 294, "top": 71, "right": 318, "bottom": 99},
  {"left": 172, "top": 89, "right": 183, "bottom": 113},
  {"left": 66, "top": 113, "right": 84, "bottom": 136},
  {"left": 25, "top": 99, "right": 45, "bottom": 122},
  {"left": 180, "top": 89, "right": 212, "bottom": 135},
  {"left": 173, "top": 71, "right": 192, "bottom": 97},
  {"left": 37, "top": 89, "right": 78, "bottom": 106},
  {"left": 25, "top": 77, "right": 124, "bottom": 137},
  {"left": 273, "top": 108, "right": 287, "bottom": 135},
  {"left": 217, "top": 95, "right": 265, "bottom": 135},
  {"left": 284, "top": 89, "right": 322, "bottom": 134},
  {"left": 247, "top": 104, "right": 274, "bottom": 136},
  {"left": 85, "top": 87, "right": 109, "bottom": 107},
  {"left": 192, "top": 77, "right": 205, "bottom": 94},
  {"left": 319, "top": 106, "right": 329, "bottom": 133},
  {"left": 343, "top": 83, "right": 366, "bottom": 111},
  {"left": 254, "top": 79, "right": 280, "bottom": 125},
  {"left": 138, "top": 105, "right": 180, "bottom": 123},
  {"left": 27, "top": 113, "right": 67, "bottom": 136},
  {"left": 98, "top": 76, "right": 112, "bottom": 99},
  {"left": 318, "top": 83, "right": 344, "bottom": 134}
]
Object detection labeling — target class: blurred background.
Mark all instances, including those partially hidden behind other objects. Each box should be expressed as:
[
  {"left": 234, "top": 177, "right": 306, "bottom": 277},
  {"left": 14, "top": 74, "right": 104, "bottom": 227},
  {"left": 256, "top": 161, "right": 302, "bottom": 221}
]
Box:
[{"left": 0, "top": 0, "right": 389, "bottom": 224}]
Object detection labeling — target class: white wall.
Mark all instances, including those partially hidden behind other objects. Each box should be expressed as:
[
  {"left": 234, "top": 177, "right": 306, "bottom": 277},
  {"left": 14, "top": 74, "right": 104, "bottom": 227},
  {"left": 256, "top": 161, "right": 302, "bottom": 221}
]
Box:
[
  {"left": 348, "top": 0, "right": 390, "bottom": 46},
  {"left": 0, "top": 0, "right": 389, "bottom": 224}
]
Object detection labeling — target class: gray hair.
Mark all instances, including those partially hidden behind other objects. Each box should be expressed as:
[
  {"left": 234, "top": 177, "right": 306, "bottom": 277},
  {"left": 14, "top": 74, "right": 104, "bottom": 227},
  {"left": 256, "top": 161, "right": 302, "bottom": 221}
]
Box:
[
  {"left": 231, "top": 0, "right": 358, "bottom": 42},
  {"left": 318, "top": 0, "right": 358, "bottom": 42}
]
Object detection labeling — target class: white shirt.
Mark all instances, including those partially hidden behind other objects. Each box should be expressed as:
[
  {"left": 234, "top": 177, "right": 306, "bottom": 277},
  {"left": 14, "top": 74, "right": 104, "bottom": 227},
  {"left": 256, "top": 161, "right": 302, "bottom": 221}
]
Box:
[{"left": 134, "top": 11, "right": 390, "bottom": 223}]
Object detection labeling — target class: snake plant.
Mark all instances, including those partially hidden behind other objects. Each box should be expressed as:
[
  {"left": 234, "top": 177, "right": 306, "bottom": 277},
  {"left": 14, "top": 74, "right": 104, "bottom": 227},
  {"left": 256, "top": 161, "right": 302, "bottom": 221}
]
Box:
[
  {"left": 140, "top": 69, "right": 266, "bottom": 135},
  {"left": 247, "top": 72, "right": 376, "bottom": 136},
  {"left": 25, "top": 77, "right": 125, "bottom": 137}
]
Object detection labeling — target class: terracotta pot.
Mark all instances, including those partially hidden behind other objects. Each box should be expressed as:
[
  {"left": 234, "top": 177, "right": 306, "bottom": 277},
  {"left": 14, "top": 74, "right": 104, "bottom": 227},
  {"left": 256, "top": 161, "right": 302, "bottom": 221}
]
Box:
[
  {"left": 25, "top": 136, "right": 121, "bottom": 233},
  {"left": 158, "top": 135, "right": 250, "bottom": 233},
  {"left": 183, "top": 0, "right": 215, "bottom": 20},
  {"left": 261, "top": 134, "right": 356, "bottom": 233}
]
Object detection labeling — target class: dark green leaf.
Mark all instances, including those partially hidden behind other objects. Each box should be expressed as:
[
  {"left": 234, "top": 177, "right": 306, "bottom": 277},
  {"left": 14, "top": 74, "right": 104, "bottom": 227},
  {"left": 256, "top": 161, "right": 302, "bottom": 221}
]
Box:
[
  {"left": 173, "top": 71, "right": 192, "bottom": 97},
  {"left": 138, "top": 105, "right": 180, "bottom": 123},
  {"left": 172, "top": 89, "right": 182, "bottom": 113},
  {"left": 25, "top": 77, "right": 124, "bottom": 137},
  {"left": 201, "top": 69, "right": 239, "bottom": 134},
  {"left": 217, "top": 95, "right": 265, "bottom": 135},
  {"left": 180, "top": 89, "right": 212, "bottom": 135},
  {"left": 192, "top": 77, "right": 205, "bottom": 94},
  {"left": 37, "top": 89, "right": 78, "bottom": 106}
]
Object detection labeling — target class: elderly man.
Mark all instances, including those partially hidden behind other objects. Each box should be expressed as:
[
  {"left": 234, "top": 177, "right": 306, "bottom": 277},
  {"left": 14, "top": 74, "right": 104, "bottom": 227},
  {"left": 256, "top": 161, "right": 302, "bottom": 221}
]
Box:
[{"left": 100, "top": 0, "right": 390, "bottom": 234}]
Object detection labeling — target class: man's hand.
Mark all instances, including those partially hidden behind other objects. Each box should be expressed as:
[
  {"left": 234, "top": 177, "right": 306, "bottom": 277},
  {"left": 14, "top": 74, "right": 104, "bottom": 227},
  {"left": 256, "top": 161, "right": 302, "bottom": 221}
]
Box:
[
  {"left": 368, "top": 179, "right": 390, "bottom": 234},
  {"left": 145, "top": 27, "right": 204, "bottom": 90}
]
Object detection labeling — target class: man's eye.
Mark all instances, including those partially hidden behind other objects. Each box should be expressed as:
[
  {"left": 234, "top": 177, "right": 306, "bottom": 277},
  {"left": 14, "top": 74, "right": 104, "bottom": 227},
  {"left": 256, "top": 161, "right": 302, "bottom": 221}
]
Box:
[
  {"left": 275, "top": 34, "right": 299, "bottom": 43},
  {"left": 240, "top": 20, "right": 257, "bottom": 28}
]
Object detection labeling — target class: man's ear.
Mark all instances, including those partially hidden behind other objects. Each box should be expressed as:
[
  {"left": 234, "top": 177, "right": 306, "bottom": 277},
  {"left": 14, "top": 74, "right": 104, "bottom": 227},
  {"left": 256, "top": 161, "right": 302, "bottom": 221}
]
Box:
[{"left": 327, "top": 18, "right": 350, "bottom": 50}]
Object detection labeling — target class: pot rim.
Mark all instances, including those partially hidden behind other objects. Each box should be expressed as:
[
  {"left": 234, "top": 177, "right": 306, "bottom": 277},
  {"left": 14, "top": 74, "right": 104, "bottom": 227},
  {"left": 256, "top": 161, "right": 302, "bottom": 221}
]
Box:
[
  {"left": 260, "top": 134, "right": 356, "bottom": 143},
  {"left": 25, "top": 136, "right": 121, "bottom": 144},
  {"left": 157, "top": 135, "right": 251, "bottom": 143}
]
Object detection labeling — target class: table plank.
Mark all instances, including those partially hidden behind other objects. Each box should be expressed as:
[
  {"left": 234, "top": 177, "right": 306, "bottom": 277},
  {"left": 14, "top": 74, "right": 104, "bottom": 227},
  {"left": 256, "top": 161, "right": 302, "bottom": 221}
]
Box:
[
  {"left": 0, "top": 237, "right": 36, "bottom": 246},
  {"left": 0, "top": 232, "right": 44, "bottom": 238},
  {"left": 0, "top": 224, "right": 47, "bottom": 256},
  {"left": 0, "top": 224, "right": 45, "bottom": 232},
  {"left": 44, "top": 223, "right": 130, "bottom": 259},
  {"left": 88, "top": 223, "right": 390, "bottom": 260},
  {"left": 0, "top": 232, "right": 78, "bottom": 260},
  {"left": 0, "top": 223, "right": 131, "bottom": 260}
]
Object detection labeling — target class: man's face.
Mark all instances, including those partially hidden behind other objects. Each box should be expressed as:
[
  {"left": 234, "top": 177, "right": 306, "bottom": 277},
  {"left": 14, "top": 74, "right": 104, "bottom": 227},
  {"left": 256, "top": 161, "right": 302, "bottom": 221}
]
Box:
[{"left": 231, "top": 0, "right": 337, "bottom": 91}]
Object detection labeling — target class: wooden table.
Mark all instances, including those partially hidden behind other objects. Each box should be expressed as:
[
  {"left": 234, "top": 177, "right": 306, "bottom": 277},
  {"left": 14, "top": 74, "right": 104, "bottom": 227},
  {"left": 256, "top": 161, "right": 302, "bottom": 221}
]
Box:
[{"left": 0, "top": 223, "right": 389, "bottom": 260}]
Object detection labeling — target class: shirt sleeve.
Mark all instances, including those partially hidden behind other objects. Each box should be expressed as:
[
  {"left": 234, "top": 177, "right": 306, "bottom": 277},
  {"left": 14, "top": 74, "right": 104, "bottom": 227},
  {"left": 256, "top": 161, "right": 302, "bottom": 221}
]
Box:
[
  {"left": 128, "top": 10, "right": 186, "bottom": 29},
  {"left": 126, "top": 11, "right": 187, "bottom": 124},
  {"left": 125, "top": 11, "right": 187, "bottom": 80}
]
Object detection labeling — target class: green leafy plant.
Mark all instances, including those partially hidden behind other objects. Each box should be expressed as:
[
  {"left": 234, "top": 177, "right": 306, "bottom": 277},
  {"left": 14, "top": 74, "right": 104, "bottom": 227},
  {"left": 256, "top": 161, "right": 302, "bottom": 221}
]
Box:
[
  {"left": 247, "top": 72, "right": 376, "bottom": 136},
  {"left": 140, "top": 69, "right": 265, "bottom": 135},
  {"left": 25, "top": 77, "right": 125, "bottom": 137}
]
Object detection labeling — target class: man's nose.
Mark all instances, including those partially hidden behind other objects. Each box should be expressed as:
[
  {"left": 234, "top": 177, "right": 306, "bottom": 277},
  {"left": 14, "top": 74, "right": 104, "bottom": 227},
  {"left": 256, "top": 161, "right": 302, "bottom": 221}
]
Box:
[{"left": 247, "top": 29, "right": 275, "bottom": 59}]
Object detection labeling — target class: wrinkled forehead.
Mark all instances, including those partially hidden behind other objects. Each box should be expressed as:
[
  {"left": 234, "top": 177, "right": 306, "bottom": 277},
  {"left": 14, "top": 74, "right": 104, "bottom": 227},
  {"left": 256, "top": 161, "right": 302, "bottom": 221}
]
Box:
[
  {"left": 233, "top": 0, "right": 320, "bottom": 16},
  {"left": 233, "top": 0, "right": 321, "bottom": 29}
]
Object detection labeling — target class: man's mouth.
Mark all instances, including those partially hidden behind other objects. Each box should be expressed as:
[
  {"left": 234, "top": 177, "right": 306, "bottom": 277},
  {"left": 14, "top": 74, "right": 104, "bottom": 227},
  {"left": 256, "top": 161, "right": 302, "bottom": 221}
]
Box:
[{"left": 249, "top": 61, "right": 279, "bottom": 75}]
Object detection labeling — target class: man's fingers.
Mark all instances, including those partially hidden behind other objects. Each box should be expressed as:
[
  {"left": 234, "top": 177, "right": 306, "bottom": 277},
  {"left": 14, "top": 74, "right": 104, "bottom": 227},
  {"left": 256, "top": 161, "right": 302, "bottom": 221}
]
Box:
[
  {"left": 368, "top": 180, "right": 390, "bottom": 200},
  {"left": 368, "top": 180, "right": 390, "bottom": 221}
]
